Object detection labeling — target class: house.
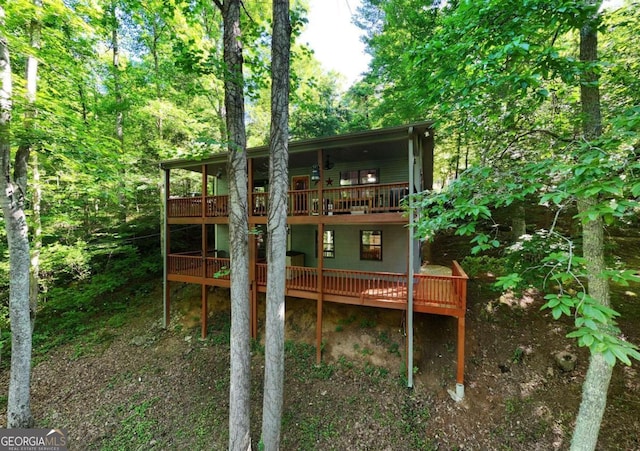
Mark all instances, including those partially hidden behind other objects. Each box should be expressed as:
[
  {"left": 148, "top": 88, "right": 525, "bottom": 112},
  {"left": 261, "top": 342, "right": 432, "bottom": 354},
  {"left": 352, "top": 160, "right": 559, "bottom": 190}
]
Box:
[{"left": 159, "top": 121, "right": 467, "bottom": 396}]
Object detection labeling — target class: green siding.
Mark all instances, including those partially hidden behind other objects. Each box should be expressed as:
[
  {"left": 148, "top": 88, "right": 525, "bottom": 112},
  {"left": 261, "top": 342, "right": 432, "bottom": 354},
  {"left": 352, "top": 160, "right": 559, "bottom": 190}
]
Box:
[{"left": 289, "top": 224, "right": 409, "bottom": 274}]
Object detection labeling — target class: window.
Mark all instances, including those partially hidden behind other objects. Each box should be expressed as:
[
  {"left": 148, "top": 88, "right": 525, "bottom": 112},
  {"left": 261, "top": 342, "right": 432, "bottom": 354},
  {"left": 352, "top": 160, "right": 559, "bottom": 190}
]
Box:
[
  {"left": 340, "top": 169, "right": 379, "bottom": 186},
  {"left": 360, "top": 230, "right": 382, "bottom": 261},
  {"left": 339, "top": 170, "right": 359, "bottom": 186},
  {"left": 315, "top": 230, "right": 335, "bottom": 258},
  {"left": 359, "top": 169, "right": 378, "bottom": 185}
]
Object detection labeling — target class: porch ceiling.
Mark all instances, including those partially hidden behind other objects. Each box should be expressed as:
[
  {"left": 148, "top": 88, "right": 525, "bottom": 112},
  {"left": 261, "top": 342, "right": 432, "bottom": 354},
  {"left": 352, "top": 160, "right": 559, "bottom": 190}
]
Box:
[{"left": 160, "top": 121, "right": 433, "bottom": 173}]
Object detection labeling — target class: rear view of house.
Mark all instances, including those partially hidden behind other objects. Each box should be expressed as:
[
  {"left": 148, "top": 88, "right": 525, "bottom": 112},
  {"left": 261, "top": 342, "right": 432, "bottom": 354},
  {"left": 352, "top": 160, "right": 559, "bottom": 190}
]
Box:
[{"left": 160, "top": 121, "right": 467, "bottom": 395}]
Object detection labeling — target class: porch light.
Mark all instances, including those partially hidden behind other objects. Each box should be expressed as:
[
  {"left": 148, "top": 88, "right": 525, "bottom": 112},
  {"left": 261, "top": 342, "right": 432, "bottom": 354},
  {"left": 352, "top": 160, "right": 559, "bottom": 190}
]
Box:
[{"left": 311, "top": 164, "right": 321, "bottom": 182}]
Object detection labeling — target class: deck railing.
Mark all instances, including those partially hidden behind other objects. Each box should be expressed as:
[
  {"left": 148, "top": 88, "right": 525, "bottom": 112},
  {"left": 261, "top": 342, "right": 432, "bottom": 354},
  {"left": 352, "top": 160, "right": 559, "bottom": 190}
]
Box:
[
  {"left": 168, "top": 256, "right": 468, "bottom": 312},
  {"left": 322, "top": 182, "right": 409, "bottom": 215},
  {"left": 323, "top": 268, "right": 407, "bottom": 300},
  {"left": 169, "top": 182, "right": 411, "bottom": 218},
  {"left": 206, "top": 257, "right": 231, "bottom": 279},
  {"left": 168, "top": 197, "right": 202, "bottom": 217},
  {"left": 256, "top": 263, "right": 267, "bottom": 284},
  {"left": 251, "top": 192, "right": 269, "bottom": 216},
  {"left": 167, "top": 254, "right": 203, "bottom": 277},
  {"left": 256, "top": 264, "right": 319, "bottom": 291},
  {"left": 206, "top": 195, "right": 229, "bottom": 217},
  {"left": 289, "top": 189, "right": 317, "bottom": 216}
]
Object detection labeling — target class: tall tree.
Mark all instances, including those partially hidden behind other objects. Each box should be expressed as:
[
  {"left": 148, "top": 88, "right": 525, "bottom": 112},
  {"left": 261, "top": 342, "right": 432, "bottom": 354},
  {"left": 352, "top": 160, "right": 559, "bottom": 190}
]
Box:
[
  {"left": 213, "top": 1, "right": 252, "bottom": 449},
  {"left": 0, "top": 6, "right": 34, "bottom": 428},
  {"left": 261, "top": 0, "right": 290, "bottom": 448},
  {"left": 570, "top": 2, "right": 611, "bottom": 448},
  {"left": 21, "top": 0, "right": 42, "bottom": 326},
  {"left": 106, "top": 1, "right": 127, "bottom": 220}
]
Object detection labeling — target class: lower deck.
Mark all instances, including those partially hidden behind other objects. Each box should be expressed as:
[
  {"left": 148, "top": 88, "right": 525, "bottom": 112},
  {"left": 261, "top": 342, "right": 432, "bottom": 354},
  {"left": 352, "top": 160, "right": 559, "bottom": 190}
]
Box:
[
  {"left": 167, "top": 254, "right": 467, "bottom": 318},
  {"left": 165, "top": 254, "right": 467, "bottom": 392}
]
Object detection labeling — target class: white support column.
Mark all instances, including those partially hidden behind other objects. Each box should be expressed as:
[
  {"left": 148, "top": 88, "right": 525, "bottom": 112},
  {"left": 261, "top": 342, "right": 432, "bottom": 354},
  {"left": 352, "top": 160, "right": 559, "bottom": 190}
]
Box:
[
  {"left": 407, "top": 127, "right": 415, "bottom": 388},
  {"left": 162, "top": 167, "right": 168, "bottom": 329}
]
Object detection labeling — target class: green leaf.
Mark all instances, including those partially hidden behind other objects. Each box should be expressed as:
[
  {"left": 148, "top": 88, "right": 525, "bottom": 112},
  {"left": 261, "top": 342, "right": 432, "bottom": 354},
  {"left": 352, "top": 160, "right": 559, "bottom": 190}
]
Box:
[
  {"left": 602, "top": 350, "right": 616, "bottom": 367},
  {"left": 611, "top": 345, "right": 632, "bottom": 366},
  {"left": 582, "top": 333, "right": 594, "bottom": 347}
]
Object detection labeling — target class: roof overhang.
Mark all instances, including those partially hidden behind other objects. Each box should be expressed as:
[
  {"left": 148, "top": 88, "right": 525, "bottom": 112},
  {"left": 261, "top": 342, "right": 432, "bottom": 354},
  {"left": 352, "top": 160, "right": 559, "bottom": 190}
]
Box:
[{"left": 159, "top": 121, "right": 434, "bottom": 171}]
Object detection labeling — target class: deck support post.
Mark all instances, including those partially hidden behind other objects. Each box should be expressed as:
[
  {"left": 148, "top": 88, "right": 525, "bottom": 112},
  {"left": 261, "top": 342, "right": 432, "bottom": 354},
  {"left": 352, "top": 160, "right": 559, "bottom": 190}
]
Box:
[
  {"left": 249, "top": 234, "right": 257, "bottom": 339},
  {"left": 165, "top": 281, "right": 170, "bottom": 328},
  {"left": 162, "top": 168, "right": 170, "bottom": 328},
  {"left": 201, "top": 284, "right": 208, "bottom": 339},
  {"left": 200, "top": 164, "right": 208, "bottom": 338},
  {"left": 407, "top": 127, "right": 415, "bottom": 388},
  {"left": 316, "top": 221, "right": 324, "bottom": 363},
  {"left": 448, "top": 315, "right": 466, "bottom": 401}
]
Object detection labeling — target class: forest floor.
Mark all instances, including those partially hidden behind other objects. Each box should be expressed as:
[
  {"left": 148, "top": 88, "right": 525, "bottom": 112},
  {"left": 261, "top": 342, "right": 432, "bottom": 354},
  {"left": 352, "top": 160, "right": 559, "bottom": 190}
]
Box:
[{"left": 0, "top": 238, "right": 639, "bottom": 450}]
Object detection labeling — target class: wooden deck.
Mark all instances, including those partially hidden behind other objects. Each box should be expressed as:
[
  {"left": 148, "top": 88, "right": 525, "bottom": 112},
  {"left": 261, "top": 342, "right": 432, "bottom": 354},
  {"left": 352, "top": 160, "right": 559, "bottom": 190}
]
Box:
[
  {"left": 167, "top": 254, "right": 467, "bottom": 317},
  {"left": 167, "top": 182, "right": 410, "bottom": 219}
]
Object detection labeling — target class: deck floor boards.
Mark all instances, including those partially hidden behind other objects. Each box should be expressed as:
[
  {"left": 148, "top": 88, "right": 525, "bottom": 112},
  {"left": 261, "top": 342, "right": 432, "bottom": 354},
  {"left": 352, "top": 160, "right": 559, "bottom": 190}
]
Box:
[{"left": 167, "top": 256, "right": 466, "bottom": 316}]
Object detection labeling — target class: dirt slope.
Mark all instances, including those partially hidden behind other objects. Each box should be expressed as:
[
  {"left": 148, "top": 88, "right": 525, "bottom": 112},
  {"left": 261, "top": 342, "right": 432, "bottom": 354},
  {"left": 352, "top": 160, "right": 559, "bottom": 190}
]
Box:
[{"left": 1, "top": 272, "right": 638, "bottom": 450}]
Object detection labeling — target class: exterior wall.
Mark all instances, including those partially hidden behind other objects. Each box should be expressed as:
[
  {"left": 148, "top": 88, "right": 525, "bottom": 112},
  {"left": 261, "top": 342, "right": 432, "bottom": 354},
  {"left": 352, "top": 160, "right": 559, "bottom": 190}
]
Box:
[
  {"left": 215, "top": 224, "right": 230, "bottom": 255},
  {"left": 290, "top": 224, "right": 409, "bottom": 274},
  {"left": 289, "top": 155, "right": 408, "bottom": 186},
  {"left": 215, "top": 175, "right": 229, "bottom": 195}
]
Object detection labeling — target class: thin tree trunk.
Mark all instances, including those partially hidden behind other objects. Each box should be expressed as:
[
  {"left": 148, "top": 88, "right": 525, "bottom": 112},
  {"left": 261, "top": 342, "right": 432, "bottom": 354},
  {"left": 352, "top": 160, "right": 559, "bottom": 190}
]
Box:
[
  {"left": 571, "top": 196, "right": 612, "bottom": 451},
  {"left": 25, "top": 0, "right": 42, "bottom": 330},
  {"left": 0, "top": 11, "right": 34, "bottom": 428},
  {"left": 261, "top": 1, "right": 290, "bottom": 448},
  {"left": 151, "top": 18, "right": 163, "bottom": 139},
  {"left": 29, "top": 153, "right": 41, "bottom": 328},
  {"left": 570, "top": 2, "right": 612, "bottom": 450},
  {"left": 78, "top": 85, "right": 88, "bottom": 123},
  {"left": 511, "top": 202, "right": 526, "bottom": 241},
  {"left": 110, "top": 2, "right": 126, "bottom": 221},
  {"left": 218, "top": 1, "right": 252, "bottom": 449}
]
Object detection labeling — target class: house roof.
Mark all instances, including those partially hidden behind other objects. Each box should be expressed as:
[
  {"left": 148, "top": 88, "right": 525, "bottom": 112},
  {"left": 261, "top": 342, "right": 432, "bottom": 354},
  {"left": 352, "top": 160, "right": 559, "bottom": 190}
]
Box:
[{"left": 159, "top": 121, "right": 434, "bottom": 171}]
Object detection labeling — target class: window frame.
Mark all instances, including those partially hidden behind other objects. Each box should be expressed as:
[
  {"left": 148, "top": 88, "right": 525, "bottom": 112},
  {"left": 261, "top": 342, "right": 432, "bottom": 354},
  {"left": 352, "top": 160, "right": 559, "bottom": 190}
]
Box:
[
  {"left": 315, "top": 229, "right": 335, "bottom": 259},
  {"left": 360, "top": 230, "right": 382, "bottom": 261}
]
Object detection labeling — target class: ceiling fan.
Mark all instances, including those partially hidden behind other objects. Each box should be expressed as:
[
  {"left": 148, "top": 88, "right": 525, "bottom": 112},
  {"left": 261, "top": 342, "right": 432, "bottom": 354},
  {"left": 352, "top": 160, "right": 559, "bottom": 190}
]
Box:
[{"left": 324, "top": 154, "right": 334, "bottom": 170}]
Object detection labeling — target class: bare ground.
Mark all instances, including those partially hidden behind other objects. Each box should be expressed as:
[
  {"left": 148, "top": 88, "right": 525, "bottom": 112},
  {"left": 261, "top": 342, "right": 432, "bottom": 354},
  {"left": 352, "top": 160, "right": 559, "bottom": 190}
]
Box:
[{"left": 0, "top": 270, "right": 638, "bottom": 450}]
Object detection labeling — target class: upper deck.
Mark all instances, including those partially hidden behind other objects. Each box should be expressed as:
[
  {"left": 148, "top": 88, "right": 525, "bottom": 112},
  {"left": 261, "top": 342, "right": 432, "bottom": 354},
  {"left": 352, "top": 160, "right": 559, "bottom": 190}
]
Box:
[
  {"left": 167, "top": 181, "right": 410, "bottom": 224},
  {"left": 161, "top": 122, "right": 434, "bottom": 225}
]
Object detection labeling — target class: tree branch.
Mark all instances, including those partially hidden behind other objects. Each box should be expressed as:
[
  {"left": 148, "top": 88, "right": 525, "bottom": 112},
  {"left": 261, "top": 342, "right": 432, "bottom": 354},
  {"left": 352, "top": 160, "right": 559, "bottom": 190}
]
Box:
[
  {"left": 499, "top": 129, "right": 574, "bottom": 159},
  {"left": 240, "top": 1, "right": 254, "bottom": 23}
]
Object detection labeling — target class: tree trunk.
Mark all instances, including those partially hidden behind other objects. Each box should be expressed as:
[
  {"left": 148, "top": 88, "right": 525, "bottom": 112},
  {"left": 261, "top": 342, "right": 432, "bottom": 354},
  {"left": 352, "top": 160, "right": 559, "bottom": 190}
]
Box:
[
  {"left": 110, "top": 2, "right": 126, "bottom": 222},
  {"left": 220, "top": 1, "right": 252, "bottom": 450},
  {"left": 570, "top": 2, "right": 612, "bottom": 450},
  {"left": 0, "top": 14, "right": 34, "bottom": 428},
  {"left": 511, "top": 202, "right": 526, "bottom": 241},
  {"left": 261, "top": 1, "right": 291, "bottom": 449},
  {"left": 30, "top": 153, "right": 41, "bottom": 328},
  {"left": 571, "top": 196, "right": 612, "bottom": 451},
  {"left": 25, "top": 0, "right": 42, "bottom": 330}
]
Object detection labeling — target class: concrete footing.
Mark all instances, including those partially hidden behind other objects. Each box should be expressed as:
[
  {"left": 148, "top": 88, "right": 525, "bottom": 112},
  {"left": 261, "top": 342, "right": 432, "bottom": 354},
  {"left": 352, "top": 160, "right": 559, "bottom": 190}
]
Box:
[{"left": 448, "top": 383, "right": 465, "bottom": 402}]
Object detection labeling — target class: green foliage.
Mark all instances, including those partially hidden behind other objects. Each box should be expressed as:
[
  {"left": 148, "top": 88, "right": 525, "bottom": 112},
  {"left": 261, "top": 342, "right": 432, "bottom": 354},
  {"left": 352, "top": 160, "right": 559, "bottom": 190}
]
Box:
[
  {"left": 101, "top": 398, "right": 159, "bottom": 451},
  {"left": 39, "top": 241, "right": 92, "bottom": 288},
  {"left": 542, "top": 292, "right": 640, "bottom": 366},
  {"left": 397, "top": 0, "right": 640, "bottom": 370},
  {"left": 31, "top": 238, "right": 161, "bottom": 356},
  {"left": 460, "top": 255, "right": 507, "bottom": 279}
]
